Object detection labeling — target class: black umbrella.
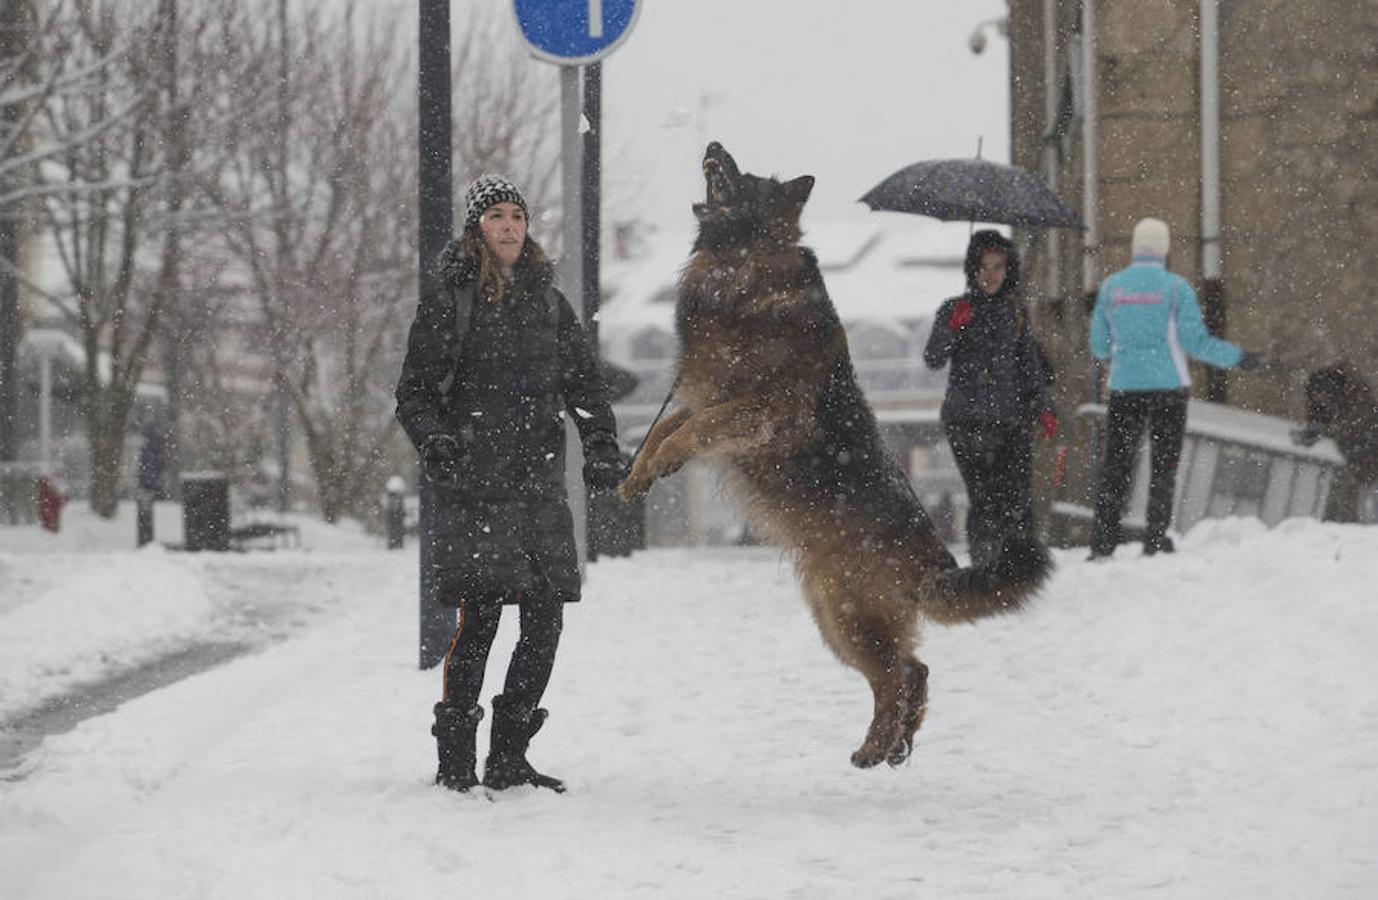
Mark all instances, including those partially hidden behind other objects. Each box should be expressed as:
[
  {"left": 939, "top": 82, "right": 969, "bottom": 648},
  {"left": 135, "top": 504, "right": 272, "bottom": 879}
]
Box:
[{"left": 860, "top": 158, "right": 1083, "bottom": 229}]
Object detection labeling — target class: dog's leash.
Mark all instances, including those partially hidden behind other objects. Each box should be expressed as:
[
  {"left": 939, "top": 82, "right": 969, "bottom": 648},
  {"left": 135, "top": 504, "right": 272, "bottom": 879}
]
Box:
[
  {"left": 626, "top": 320, "right": 846, "bottom": 466},
  {"left": 629, "top": 376, "right": 680, "bottom": 465}
]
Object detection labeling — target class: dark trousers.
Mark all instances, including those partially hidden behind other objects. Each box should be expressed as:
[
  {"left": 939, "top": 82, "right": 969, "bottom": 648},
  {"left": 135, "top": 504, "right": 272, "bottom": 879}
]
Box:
[
  {"left": 944, "top": 421, "right": 1033, "bottom": 566},
  {"left": 1090, "top": 390, "right": 1188, "bottom": 554},
  {"left": 440, "top": 589, "right": 563, "bottom": 715}
]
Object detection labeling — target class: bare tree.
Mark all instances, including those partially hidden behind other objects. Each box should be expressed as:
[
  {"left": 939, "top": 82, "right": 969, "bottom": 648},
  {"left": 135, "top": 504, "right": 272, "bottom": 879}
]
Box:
[
  {"left": 1, "top": 0, "right": 131, "bottom": 464},
  {"left": 0, "top": 1, "right": 135, "bottom": 212},
  {"left": 31, "top": 2, "right": 164, "bottom": 516},
  {"left": 202, "top": 1, "right": 412, "bottom": 521},
  {"left": 284, "top": 18, "right": 419, "bottom": 523},
  {"left": 450, "top": 5, "right": 560, "bottom": 228},
  {"left": 152, "top": 3, "right": 285, "bottom": 497},
  {"left": 204, "top": 0, "right": 562, "bottom": 523},
  {"left": 31, "top": 0, "right": 253, "bottom": 516}
]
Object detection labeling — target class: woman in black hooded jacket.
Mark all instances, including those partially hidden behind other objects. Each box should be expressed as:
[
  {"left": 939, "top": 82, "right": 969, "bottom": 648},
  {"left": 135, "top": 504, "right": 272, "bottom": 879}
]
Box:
[
  {"left": 924, "top": 230, "right": 1057, "bottom": 567},
  {"left": 395, "top": 174, "right": 625, "bottom": 794}
]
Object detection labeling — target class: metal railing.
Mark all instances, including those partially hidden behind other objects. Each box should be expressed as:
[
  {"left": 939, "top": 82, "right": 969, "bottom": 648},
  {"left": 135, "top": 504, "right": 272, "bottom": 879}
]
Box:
[{"left": 615, "top": 358, "right": 948, "bottom": 407}]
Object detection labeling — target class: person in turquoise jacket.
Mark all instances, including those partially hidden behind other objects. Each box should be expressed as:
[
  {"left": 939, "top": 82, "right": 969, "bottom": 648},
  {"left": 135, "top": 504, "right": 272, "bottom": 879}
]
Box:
[{"left": 1087, "top": 217, "right": 1261, "bottom": 559}]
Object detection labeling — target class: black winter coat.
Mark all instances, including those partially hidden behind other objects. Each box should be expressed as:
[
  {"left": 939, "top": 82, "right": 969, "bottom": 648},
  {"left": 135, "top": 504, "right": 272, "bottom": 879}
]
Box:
[
  {"left": 923, "top": 232, "right": 1053, "bottom": 425},
  {"left": 395, "top": 239, "right": 620, "bottom": 606}
]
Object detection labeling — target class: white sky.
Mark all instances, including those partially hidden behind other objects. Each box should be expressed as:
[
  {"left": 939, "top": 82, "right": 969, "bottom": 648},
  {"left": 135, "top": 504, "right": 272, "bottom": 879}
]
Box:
[
  {"left": 597, "top": 0, "right": 1012, "bottom": 232},
  {"left": 413, "top": 0, "right": 1013, "bottom": 233}
]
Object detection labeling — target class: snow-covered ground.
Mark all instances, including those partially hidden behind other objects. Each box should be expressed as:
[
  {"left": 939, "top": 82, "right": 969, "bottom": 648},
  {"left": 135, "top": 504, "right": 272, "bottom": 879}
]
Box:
[{"left": 2, "top": 505, "right": 1376, "bottom": 898}]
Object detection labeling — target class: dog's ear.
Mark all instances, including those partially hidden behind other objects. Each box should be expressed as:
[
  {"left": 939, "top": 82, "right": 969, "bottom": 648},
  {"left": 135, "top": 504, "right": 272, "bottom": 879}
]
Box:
[{"left": 784, "top": 175, "right": 814, "bottom": 205}]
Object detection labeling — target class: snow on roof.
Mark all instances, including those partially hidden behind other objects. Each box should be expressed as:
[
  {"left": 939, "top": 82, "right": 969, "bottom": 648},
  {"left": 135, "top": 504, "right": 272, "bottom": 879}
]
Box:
[
  {"left": 598, "top": 216, "right": 979, "bottom": 365},
  {"left": 20, "top": 327, "right": 84, "bottom": 364},
  {"left": 21, "top": 326, "right": 167, "bottom": 399}
]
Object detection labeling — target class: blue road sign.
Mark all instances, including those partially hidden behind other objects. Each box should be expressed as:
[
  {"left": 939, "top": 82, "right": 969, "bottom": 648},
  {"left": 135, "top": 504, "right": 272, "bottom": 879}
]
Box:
[{"left": 513, "top": 0, "right": 641, "bottom": 65}]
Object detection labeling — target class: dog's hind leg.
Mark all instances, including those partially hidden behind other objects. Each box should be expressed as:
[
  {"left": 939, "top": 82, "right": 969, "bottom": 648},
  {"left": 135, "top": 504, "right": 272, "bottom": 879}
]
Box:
[
  {"left": 886, "top": 658, "right": 929, "bottom": 767},
  {"left": 802, "top": 576, "right": 914, "bottom": 769},
  {"left": 845, "top": 625, "right": 911, "bottom": 770}
]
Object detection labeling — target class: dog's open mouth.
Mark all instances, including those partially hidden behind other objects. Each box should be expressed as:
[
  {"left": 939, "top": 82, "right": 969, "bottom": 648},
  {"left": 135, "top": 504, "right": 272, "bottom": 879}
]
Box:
[
  {"left": 694, "top": 142, "right": 738, "bottom": 220},
  {"left": 704, "top": 158, "right": 732, "bottom": 203},
  {"left": 694, "top": 160, "right": 733, "bottom": 219}
]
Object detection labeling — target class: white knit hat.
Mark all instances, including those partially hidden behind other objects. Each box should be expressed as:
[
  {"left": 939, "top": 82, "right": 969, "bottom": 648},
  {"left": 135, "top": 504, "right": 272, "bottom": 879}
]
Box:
[
  {"left": 462, "top": 173, "right": 528, "bottom": 231},
  {"left": 1131, "top": 217, "right": 1170, "bottom": 258}
]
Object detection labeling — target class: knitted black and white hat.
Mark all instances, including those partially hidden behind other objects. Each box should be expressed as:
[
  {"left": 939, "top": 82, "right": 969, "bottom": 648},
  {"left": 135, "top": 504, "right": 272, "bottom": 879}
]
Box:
[{"left": 463, "top": 173, "right": 528, "bottom": 231}]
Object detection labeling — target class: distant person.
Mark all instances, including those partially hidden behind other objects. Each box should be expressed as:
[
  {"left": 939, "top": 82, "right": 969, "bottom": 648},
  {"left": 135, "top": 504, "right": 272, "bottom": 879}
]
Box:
[
  {"left": 395, "top": 174, "right": 626, "bottom": 793},
  {"left": 135, "top": 424, "right": 165, "bottom": 547},
  {"left": 924, "top": 230, "right": 1059, "bottom": 567},
  {"left": 137, "top": 424, "right": 166, "bottom": 498},
  {"left": 1292, "top": 363, "right": 1378, "bottom": 523},
  {"left": 1087, "top": 217, "right": 1262, "bottom": 559}
]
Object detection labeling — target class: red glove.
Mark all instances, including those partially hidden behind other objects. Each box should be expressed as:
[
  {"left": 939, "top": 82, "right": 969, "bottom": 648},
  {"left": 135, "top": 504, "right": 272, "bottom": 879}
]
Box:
[
  {"left": 1037, "top": 409, "right": 1059, "bottom": 441},
  {"left": 948, "top": 299, "right": 973, "bottom": 330}
]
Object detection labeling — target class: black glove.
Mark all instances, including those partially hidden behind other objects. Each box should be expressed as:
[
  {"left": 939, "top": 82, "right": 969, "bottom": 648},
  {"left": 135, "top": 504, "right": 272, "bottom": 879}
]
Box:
[
  {"left": 1236, "top": 351, "right": 1264, "bottom": 372},
  {"left": 583, "top": 452, "right": 629, "bottom": 492},
  {"left": 420, "top": 433, "right": 465, "bottom": 482}
]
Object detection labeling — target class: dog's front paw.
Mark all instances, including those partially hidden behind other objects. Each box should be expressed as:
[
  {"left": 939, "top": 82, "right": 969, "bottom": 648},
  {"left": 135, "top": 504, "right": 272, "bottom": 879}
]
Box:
[
  {"left": 646, "top": 450, "right": 687, "bottom": 481},
  {"left": 618, "top": 474, "right": 651, "bottom": 501}
]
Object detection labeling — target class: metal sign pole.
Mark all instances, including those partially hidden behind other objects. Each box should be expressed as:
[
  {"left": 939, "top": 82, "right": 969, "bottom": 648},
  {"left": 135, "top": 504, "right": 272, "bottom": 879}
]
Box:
[
  {"left": 559, "top": 64, "right": 587, "bottom": 570},
  {"left": 581, "top": 61, "right": 602, "bottom": 559},
  {"left": 417, "top": 0, "right": 456, "bottom": 669},
  {"left": 581, "top": 62, "right": 602, "bottom": 340},
  {"left": 559, "top": 67, "right": 584, "bottom": 307},
  {"left": 512, "top": 0, "right": 638, "bottom": 564}
]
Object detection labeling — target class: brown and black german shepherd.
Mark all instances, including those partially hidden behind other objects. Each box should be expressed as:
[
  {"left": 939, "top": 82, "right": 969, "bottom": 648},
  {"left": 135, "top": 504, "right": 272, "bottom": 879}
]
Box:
[{"left": 620, "top": 143, "right": 1053, "bottom": 768}]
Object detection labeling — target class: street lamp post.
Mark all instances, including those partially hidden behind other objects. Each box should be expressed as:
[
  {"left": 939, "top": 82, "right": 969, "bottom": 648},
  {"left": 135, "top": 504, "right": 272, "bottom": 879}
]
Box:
[{"left": 967, "top": 16, "right": 1008, "bottom": 56}]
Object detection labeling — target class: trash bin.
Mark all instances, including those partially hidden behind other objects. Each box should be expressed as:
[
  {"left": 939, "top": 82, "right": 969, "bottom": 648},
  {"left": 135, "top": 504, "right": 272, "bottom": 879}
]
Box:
[{"left": 182, "top": 472, "right": 230, "bottom": 552}]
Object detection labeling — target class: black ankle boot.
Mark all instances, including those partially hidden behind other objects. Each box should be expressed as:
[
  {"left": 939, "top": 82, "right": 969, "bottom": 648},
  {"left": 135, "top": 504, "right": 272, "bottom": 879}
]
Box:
[
  {"left": 1143, "top": 535, "right": 1175, "bottom": 556},
  {"left": 432, "top": 702, "right": 484, "bottom": 792},
  {"left": 482, "top": 695, "right": 565, "bottom": 793}
]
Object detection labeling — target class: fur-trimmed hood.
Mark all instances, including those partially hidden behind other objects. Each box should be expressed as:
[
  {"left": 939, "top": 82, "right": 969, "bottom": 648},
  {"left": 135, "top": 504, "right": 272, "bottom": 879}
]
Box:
[
  {"left": 434, "top": 233, "right": 555, "bottom": 295},
  {"left": 963, "top": 229, "right": 1020, "bottom": 300}
]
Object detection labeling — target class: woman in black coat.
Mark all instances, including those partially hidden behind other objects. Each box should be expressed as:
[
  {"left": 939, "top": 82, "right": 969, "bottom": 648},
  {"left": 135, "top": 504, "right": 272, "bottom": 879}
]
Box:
[
  {"left": 395, "top": 174, "right": 625, "bottom": 793},
  {"left": 923, "top": 230, "right": 1058, "bottom": 568}
]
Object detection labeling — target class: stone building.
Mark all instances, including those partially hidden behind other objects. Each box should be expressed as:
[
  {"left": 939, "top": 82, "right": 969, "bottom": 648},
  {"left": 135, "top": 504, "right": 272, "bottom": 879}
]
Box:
[{"left": 1006, "top": 0, "right": 1378, "bottom": 517}]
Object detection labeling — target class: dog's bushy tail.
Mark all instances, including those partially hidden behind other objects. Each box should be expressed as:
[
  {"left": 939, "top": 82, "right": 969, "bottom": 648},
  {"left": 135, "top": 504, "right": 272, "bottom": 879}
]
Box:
[{"left": 919, "top": 535, "right": 1053, "bottom": 625}]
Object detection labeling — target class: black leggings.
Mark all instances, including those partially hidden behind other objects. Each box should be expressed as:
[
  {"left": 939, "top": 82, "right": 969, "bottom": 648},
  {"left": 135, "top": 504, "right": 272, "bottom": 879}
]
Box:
[
  {"left": 440, "top": 590, "right": 564, "bottom": 715},
  {"left": 1090, "top": 389, "right": 1188, "bottom": 553},
  {"left": 944, "top": 421, "right": 1034, "bottom": 564}
]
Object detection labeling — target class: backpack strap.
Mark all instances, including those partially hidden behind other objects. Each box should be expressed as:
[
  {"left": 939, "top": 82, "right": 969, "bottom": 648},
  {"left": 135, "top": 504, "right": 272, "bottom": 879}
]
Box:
[
  {"left": 437, "top": 282, "right": 476, "bottom": 397},
  {"left": 436, "top": 283, "right": 562, "bottom": 397}
]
